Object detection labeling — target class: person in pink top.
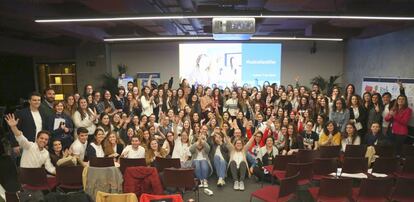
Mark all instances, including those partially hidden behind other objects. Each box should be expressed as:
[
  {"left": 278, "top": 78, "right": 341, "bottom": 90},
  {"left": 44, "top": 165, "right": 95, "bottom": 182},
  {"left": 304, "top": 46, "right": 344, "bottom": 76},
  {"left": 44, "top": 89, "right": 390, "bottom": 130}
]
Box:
[{"left": 385, "top": 95, "right": 412, "bottom": 155}]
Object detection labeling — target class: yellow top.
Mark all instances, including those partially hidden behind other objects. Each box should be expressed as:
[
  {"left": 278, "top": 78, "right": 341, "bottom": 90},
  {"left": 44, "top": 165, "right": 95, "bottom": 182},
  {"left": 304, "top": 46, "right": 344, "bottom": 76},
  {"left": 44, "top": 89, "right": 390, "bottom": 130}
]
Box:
[{"left": 318, "top": 132, "right": 341, "bottom": 146}]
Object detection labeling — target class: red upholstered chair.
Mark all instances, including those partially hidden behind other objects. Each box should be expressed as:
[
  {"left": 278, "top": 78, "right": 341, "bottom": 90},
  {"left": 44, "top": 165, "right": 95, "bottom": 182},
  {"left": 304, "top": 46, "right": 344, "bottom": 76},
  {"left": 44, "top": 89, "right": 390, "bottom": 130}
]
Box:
[
  {"left": 89, "top": 157, "right": 115, "bottom": 167},
  {"left": 395, "top": 157, "right": 414, "bottom": 179},
  {"left": 56, "top": 166, "right": 84, "bottom": 191},
  {"left": 352, "top": 177, "right": 394, "bottom": 202},
  {"left": 154, "top": 157, "right": 181, "bottom": 173},
  {"left": 370, "top": 157, "right": 399, "bottom": 176},
  {"left": 163, "top": 168, "right": 199, "bottom": 201},
  {"left": 5, "top": 192, "right": 19, "bottom": 202},
  {"left": 19, "top": 167, "right": 57, "bottom": 191},
  {"left": 269, "top": 155, "right": 296, "bottom": 184},
  {"left": 341, "top": 157, "right": 368, "bottom": 175},
  {"left": 313, "top": 158, "right": 338, "bottom": 181},
  {"left": 402, "top": 145, "right": 414, "bottom": 158},
  {"left": 139, "top": 193, "right": 184, "bottom": 202},
  {"left": 274, "top": 162, "right": 313, "bottom": 186},
  {"left": 296, "top": 149, "right": 318, "bottom": 163},
  {"left": 343, "top": 145, "right": 367, "bottom": 158},
  {"left": 390, "top": 177, "right": 414, "bottom": 202},
  {"left": 250, "top": 172, "right": 300, "bottom": 202},
  {"left": 119, "top": 158, "right": 146, "bottom": 174},
  {"left": 308, "top": 177, "right": 353, "bottom": 202},
  {"left": 319, "top": 146, "right": 341, "bottom": 159},
  {"left": 374, "top": 145, "right": 396, "bottom": 158}
]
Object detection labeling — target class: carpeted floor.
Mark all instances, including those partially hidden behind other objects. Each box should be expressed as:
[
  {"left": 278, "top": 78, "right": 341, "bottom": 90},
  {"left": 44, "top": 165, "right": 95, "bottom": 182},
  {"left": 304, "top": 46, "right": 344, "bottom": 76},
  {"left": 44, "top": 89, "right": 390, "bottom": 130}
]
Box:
[{"left": 182, "top": 177, "right": 314, "bottom": 202}]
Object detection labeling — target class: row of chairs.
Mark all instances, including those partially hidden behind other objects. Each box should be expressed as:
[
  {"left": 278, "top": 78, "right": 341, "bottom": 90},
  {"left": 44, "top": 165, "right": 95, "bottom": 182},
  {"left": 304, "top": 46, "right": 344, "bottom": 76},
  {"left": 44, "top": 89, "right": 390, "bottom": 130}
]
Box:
[
  {"left": 251, "top": 174, "right": 414, "bottom": 202},
  {"left": 268, "top": 154, "right": 414, "bottom": 182}
]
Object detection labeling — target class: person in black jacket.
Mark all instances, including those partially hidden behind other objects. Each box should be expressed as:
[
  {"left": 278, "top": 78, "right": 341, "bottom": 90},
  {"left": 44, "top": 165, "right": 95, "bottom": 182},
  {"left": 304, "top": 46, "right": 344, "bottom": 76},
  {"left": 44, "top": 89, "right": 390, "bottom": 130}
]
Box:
[
  {"left": 47, "top": 101, "right": 74, "bottom": 150},
  {"left": 349, "top": 95, "right": 368, "bottom": 141},
  {"left": 11, "top": 92, "right": 47, "bottom": 156}
]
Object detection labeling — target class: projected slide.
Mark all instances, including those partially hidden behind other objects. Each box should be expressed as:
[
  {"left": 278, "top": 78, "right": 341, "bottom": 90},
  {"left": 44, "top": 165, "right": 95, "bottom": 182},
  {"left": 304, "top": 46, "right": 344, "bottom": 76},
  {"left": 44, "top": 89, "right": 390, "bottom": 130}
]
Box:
[{"left": 179, "top": 43, "right": 282, "bottom": 88}]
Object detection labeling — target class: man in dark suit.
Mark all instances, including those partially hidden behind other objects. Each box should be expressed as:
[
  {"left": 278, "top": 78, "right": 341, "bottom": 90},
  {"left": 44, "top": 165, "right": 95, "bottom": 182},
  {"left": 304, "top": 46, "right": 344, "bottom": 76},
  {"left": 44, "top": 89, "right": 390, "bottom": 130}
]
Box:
[{"left": 10, "top": 92, "right": 47, "bottom": 156}]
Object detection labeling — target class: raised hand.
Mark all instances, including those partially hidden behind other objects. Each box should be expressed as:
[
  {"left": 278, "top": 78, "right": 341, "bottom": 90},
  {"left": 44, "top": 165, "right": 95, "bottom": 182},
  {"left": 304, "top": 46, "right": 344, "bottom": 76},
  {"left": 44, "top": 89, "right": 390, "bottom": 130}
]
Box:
[{"left": 4, "top": 114, "right": 19, "bottom": 127}]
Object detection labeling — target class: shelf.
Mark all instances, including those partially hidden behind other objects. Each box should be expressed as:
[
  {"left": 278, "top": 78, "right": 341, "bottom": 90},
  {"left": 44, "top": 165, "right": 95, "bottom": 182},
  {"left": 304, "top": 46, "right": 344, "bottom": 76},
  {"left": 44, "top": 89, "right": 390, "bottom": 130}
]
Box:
[
  {"left": 49, "top": 83, "right": 76, "bottom": 86},
  {"left": 48, "top": 73, "right": 75, "bottom": 76}
]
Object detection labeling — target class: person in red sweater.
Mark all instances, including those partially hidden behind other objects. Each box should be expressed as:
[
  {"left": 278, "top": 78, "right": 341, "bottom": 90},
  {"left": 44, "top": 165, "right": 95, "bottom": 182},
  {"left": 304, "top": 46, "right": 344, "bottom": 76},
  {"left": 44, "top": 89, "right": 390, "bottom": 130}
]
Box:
[{"left": 385, "top": 95, "right": 412, "bottom": 155}]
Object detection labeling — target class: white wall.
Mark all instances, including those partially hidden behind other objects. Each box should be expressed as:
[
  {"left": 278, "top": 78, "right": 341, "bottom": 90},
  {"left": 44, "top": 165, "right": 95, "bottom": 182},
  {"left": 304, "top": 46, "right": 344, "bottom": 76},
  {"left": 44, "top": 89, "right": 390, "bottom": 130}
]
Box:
[{"left": 109, "top": 41, "right": 344, "bottom": 88}]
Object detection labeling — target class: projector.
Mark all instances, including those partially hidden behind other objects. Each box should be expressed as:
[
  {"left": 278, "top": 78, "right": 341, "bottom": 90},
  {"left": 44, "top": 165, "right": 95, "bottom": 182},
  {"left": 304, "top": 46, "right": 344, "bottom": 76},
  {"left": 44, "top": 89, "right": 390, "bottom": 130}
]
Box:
[{"left": 212, "top": 18, "right": 255, "bottom": 40}]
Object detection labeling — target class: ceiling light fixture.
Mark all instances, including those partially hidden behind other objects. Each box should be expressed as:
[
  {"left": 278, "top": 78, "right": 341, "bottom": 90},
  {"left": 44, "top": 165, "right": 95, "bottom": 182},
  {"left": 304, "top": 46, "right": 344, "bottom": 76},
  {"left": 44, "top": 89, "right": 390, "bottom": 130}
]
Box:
[
  {"left": 35, "top": 14, "right": 414, "bottom": 23},
  {"left": 103, "top": 36, "right": 214, "bottom": 42},
  {"left": 251, "top": 36, "right": 343, "bottom": 41},
  {"left": 103, "top": 36, "right": 342, "bottom": 42}
]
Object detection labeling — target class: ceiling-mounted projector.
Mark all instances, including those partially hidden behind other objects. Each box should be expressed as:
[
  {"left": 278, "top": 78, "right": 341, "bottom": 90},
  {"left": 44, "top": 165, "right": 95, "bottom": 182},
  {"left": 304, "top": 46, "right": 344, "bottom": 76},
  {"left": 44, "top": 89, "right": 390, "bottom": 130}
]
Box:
[{"left": 212, "top": 18, "right": 255, "bottom": 40}]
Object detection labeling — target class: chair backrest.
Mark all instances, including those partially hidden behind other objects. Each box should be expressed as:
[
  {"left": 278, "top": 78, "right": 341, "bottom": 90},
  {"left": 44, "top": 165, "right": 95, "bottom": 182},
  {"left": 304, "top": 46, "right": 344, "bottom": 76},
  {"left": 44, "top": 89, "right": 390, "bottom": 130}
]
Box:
[
  {"left": 391, "top": 177, "right": 414, "bottom": 199},
  {"left": 155, "top": 157, "right": 181, "bottom": 173},
  {"left": 372, "top": 157, "right": 399, "bottom": 174},
  {"left": 374, "top": 145, "right": 396, "bottom": 158},
  {"left": 163, "top": 168, "right": 196, "bottom": 190},
  {"left": 358, "top": 177, "right": 394, "bottom": 198},
  {"left": 402, "top": 157, "right": 414, "bottom": 173},
  {"left": 5, "top": 192, "right": 19, "bottom": 202},
  {"left": 296, "top": 149, "right": 317, "bottom": 163},
  {"left": 56, "top": 166, "right": 84, "bottom": 186},
  {"left": 19, "top": 167, "right": 48, "bottom": 187},
  {"left": 119, "top": 158, "right": 147, "bottom": 173},
  {"left": 273, "top": 155, "right": 296, "bottom": 171},
  {"left": 342, "top": 157, "right": 368, "bottom": 174},
  {"left": 344, "top": 145, "right": 367, "bottom": 158},
  {"left": 285, "top": 162, "right": 313, "bottom": 181},
  {"left": 402, "top": 145, "right": 414, "bottom": 158},
  {"left": 278, "top": 172, "right": 300, "bottom": 199},
  {"left": 313, "top": 158, "right": 338, "bottom": 176},
  {"left": 89, "top": 157, "right": 115, "bottom": 167},
  {"left": 319, "top": 177, "right": 353, "bottom": 198},
  {"left": 319, "top": 146, "right": 341, "bottom": 158}
]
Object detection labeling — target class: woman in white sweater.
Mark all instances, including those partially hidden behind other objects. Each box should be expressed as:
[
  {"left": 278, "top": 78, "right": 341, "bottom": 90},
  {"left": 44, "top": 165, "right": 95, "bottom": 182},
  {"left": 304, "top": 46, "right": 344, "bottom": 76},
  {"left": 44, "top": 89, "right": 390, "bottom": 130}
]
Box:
[
  {"left": 72, "top": 97, "right": 97, "bottom": 142},
  {"left": 224, "top": 132, "right": 254, "bottom": 191}
]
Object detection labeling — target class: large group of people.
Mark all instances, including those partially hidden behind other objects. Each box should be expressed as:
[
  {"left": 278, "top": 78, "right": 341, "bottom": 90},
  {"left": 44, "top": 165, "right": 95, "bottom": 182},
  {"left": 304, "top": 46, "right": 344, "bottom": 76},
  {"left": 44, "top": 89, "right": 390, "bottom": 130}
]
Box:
[{"left": 3, "top": 76, "right": 413, "bottom": 192}]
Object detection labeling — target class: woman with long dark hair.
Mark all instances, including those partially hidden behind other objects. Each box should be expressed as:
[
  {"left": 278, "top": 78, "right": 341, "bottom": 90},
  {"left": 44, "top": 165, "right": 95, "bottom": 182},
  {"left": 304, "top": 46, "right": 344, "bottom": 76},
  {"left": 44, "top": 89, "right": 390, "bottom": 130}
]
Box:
[
  {"left": 282, "top": 124, "right": 304, "bottom": 155},
  {"left": 329, "top": 98, "right": 350, "bottom": 133},
  {"left": 349, "top": 95, "right": 368, "bottom": 139},
  {"left": 97, "top": 90, "right": 117, "bottom": 116},
  {"left": 367, "top": 93, "right": 384, "bottom": 129},
  {"left": 73, "top": 97, "right": 97, "bottom": 142},
  {"left": 318, "top": 121, "right": 341, "bottom": 146},
  {"left": 341, "top": 122, "right": 361, "bottom": 152}
]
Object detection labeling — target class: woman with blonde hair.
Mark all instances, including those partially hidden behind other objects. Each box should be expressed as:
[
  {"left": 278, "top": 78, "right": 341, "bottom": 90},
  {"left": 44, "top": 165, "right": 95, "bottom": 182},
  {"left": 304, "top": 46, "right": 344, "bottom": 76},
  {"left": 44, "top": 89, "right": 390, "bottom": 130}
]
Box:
[{"left": 103, "top": 132, "right": 124, "bottom": 160}]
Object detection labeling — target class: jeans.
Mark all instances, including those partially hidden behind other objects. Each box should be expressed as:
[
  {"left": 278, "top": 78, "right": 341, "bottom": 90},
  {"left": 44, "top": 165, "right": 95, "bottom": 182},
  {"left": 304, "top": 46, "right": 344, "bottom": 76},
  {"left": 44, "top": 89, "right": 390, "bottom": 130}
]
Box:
[
  {"left": 193, "top": 160, "right": 209, "bottom": 180},
  {"left": 246, "top": 152, "right": 257, "bottom": 168},
  {"left": 214, "top": 155, "right": 227, "bottom": 178}
]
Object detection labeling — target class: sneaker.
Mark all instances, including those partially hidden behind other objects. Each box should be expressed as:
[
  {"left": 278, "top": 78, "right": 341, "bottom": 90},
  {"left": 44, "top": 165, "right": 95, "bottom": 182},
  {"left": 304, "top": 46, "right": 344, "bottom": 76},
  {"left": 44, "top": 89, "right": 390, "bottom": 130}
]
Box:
[
  {"left": 239, "top": 181, "right": 245, "bottom": 191},
  {"left": 203, "top": 180, "right": 209, "bottom": 188},
  {"left": 199, "top": 180, "right": 205, "bottom": 188},
  {"left": 233, "top": 181, "right": 239, "bottom": 190},
  {"left": 217, "top": 178, "right": 223, "bottom": 187}
]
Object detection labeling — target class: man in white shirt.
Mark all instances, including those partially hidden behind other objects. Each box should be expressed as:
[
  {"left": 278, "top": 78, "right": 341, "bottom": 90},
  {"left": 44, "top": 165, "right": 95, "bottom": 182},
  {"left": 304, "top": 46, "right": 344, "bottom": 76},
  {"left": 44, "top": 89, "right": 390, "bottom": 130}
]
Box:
[
  {"left": 121, "top": 136, "right": 145, "bottom": 159},
  {"left": 5, "top": 114, "right": 55, "bottom": 174},
  {"left": 70, "top": 127, "right": 88, "bottom": 162}
]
